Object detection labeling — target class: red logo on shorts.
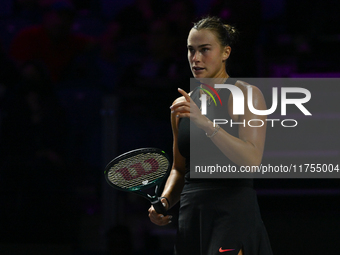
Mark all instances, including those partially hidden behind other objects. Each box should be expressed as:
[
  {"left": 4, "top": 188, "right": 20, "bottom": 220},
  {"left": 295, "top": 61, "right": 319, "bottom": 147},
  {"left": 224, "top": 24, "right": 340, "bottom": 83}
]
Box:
[{"left": 219, "top": 247, "right": 235, "bottom": 252}]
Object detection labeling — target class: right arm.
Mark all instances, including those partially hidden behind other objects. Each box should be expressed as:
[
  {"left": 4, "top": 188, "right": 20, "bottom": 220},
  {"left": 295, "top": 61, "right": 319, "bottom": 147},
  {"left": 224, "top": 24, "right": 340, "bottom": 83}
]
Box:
[{"left": 148, "top": 97, "right": 187, "bottom": 226}]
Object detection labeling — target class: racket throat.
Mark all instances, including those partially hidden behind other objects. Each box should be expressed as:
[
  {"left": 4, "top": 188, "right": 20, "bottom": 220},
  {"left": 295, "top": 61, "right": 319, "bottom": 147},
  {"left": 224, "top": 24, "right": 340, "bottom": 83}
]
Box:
[{"left": 147, "top": 194, "right": 157, "bottom": 201}]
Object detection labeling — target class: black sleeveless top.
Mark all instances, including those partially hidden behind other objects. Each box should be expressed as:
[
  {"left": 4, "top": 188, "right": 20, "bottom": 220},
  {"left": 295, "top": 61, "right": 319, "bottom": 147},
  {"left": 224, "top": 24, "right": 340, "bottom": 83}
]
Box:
[{"left": 177, "top": 78, "right": 253, "bottom": 191}]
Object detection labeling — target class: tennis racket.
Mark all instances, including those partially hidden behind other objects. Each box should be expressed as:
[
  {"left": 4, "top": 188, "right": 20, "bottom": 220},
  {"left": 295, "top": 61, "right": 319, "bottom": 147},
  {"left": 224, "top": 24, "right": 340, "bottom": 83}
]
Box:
[{"left": 104, "top": 148, "right": 171, "bottom": 215}]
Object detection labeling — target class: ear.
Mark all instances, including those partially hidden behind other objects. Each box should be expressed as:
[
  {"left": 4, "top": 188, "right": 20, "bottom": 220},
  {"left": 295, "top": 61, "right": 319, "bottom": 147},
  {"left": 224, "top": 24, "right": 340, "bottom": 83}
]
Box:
[{"left": 222, "top": 46, "right": 231, "bottom": 61}]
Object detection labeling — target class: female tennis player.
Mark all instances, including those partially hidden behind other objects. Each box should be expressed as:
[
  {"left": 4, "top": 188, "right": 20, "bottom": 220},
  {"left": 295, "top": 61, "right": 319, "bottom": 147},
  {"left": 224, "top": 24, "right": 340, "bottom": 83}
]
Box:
[{"left": 148, "top": 16, "right": 273, "bottom": 255}]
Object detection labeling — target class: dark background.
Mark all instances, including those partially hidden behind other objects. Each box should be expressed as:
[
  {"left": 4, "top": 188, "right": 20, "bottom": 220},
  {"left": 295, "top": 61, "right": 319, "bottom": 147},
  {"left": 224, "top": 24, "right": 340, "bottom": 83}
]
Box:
[{"left": 0, "top": 0, "right": 339, "bottom": 254}]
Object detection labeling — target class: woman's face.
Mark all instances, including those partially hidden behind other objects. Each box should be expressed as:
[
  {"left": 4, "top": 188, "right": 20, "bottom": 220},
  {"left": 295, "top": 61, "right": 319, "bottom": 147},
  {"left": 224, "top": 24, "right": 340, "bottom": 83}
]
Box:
[{"left": 187, "top": 28, "right": 230, "bottom": 79}]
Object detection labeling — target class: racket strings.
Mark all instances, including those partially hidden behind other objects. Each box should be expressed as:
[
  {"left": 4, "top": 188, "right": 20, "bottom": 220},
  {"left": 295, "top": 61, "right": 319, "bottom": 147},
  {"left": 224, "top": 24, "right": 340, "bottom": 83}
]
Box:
[{"left": 107, "top": 153, "right": 169, "bottom": 190}]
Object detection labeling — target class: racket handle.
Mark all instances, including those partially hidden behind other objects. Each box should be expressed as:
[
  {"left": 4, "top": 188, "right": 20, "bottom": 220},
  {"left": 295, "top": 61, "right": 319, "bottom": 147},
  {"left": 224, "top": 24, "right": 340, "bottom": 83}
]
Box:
[{"left": 152, "top": 197, "right": 167, "bottom": 216}]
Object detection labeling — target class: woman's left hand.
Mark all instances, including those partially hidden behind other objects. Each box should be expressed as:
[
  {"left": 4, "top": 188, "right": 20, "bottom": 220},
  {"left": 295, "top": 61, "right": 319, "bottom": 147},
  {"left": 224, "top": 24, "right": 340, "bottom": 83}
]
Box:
[{"left": 170, "top": 88, "right": 209, "bottom": 130}]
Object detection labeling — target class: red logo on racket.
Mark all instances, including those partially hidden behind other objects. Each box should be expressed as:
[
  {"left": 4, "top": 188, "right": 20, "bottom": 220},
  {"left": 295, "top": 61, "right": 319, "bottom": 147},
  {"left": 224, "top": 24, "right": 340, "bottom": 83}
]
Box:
[{"left": 116, "top": 158, "right": 159, "bottom": 181}]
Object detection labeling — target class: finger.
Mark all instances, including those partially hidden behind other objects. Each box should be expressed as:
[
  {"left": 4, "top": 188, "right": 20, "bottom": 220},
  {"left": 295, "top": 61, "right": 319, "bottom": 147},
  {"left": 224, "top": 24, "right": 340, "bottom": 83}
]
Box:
[
  {"left": 150, "top": 217, "right": 170, "bottom": 226},
  {"left": 148, "top": 206, "right": 172, "bottom": 224},
  {"left": 149, "top": 206, "right": 164, "bottom": 219},
  {"left": 176, "top": 113, "right": 190, "bottom": 119},
  {"left": 149, "top": 211, "right": 163, "bottom": 220},
  {"left": 170, "top": 101, "right": 190, "bottom": 109},
  {"left": 171, "top": 106, "right": 190, "bottom": 114},
  {"left": 150, "top": 215, "right": 172, "bottom": 226},
  {"left": 149, "top": 212, "right": 172, "bottom": 226},
  {"left": 178, "top": 88, "right": 191, "bottom": 102}
]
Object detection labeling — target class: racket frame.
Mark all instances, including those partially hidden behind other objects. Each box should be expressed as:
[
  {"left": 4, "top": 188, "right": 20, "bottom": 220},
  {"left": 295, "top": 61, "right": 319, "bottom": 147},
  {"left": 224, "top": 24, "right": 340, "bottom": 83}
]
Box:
[{"left": 104, "top": 148, "right": 171, "bottom": 215}]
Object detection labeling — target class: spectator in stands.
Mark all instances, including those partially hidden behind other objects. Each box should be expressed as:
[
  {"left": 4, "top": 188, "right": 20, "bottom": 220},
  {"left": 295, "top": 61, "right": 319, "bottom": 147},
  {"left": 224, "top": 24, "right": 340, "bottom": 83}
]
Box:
[{"left": 10, "top": 0, "right": 95, "bottom": 83}]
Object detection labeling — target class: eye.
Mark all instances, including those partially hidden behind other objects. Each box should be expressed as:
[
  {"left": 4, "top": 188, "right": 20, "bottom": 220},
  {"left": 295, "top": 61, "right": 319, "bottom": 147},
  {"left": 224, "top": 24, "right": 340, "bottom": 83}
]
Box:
[
  {"left": 201, "top": 47, "right": 209, "bottom": 52},
  {"left": 188, "top": 47, "right": 195, "bottom": 54}
]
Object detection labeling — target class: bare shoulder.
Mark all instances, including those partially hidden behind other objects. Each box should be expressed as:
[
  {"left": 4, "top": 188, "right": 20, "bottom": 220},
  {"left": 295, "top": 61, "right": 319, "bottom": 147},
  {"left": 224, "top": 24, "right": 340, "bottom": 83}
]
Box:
[
  {"left": 234, "top": 80, "right": 264, "bottom": 97},
  {"left": 230, "top": 80, "right": 267, "bottom": 113}
]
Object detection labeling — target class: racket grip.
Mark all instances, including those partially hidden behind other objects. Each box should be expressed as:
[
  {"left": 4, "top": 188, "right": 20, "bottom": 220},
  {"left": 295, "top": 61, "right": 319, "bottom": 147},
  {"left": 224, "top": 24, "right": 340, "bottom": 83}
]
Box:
[{"left": 152, "top": 197, "right": 167, "bottom": 216}]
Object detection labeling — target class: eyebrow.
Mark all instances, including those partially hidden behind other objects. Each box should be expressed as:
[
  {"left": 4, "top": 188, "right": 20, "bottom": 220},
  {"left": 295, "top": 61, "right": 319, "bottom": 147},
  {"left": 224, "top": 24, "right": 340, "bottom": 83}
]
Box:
[{"left": 187, "top": 44, "right": 212, "bottom": 48}]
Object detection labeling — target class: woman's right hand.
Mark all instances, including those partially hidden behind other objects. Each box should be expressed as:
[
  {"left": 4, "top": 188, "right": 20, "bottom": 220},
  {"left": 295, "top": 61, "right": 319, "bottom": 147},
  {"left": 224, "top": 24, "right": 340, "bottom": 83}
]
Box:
[
  {"left": 148, "top": 197, "right": 172, "bottom": 226},
  {"left": 170, "top": 88, "right": 211, "bottom": 130}
]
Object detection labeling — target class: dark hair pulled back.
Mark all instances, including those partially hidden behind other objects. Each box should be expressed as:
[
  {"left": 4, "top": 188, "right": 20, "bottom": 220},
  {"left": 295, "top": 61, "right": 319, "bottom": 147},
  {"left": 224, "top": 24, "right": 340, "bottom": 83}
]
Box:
[{"left": 193, "top": 16, "right": 239, "bottom": 47}]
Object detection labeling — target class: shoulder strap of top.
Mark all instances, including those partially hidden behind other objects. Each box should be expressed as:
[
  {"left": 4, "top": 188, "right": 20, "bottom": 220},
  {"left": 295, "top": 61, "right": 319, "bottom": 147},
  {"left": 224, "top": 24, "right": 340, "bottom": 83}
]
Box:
[
  {"left": 190, "top": 78, "right": 237, "bottom": 102},
  {"left": 189, "top": 86, "right": 200, "bottom": 96},
  {"left": 189, "top": 86, "right": 200, "bottom": 103}
]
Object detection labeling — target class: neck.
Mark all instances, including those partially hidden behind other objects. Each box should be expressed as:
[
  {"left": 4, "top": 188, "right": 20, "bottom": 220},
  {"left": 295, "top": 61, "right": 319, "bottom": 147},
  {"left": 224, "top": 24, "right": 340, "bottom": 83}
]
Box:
[
  {"left": 214, "top": 69, "right": 229, "bottom": 80},
  {"left": 197, "top": 68, "right": 229, "bottom": 86},
  {"left": 198, "top": 76, "right": 229, "bottom": 87}
]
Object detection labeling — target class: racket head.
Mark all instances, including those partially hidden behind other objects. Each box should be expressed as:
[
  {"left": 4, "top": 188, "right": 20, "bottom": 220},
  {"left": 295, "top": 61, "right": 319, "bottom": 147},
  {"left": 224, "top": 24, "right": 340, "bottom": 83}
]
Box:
[{"left": 104, "top": 148, "right": 171, "bottom": 194}]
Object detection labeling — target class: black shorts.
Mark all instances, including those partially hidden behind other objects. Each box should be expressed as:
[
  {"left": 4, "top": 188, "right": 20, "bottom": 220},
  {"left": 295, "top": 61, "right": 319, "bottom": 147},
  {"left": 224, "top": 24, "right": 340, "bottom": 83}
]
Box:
[{"left": 174, "top": 186, "right": 273, "bottom": 255}]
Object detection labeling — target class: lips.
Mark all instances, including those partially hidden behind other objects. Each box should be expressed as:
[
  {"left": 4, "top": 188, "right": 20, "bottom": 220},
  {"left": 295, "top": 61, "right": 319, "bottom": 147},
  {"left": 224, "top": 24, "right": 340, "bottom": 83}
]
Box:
[{"left": 193, "top": 66, "right": 205, "bottom": 71}]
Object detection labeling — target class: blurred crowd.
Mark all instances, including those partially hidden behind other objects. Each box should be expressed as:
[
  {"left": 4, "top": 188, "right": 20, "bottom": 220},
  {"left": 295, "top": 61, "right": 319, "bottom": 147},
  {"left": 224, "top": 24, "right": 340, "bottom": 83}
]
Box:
[{"left": 0, "top": 0, "right": 339, "bottom": 252}]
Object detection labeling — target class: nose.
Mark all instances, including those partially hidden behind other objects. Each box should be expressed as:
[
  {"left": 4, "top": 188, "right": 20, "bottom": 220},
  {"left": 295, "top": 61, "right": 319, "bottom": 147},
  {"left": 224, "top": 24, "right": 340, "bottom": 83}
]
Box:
[{"left": 192, "top": 50, "right": 201, "bottom": 62}]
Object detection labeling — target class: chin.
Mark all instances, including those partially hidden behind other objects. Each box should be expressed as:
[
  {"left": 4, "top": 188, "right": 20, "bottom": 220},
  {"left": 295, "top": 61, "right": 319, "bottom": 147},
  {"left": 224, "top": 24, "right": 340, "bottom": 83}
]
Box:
[{"left": 192, "top": 73, "right": 206, "bottom": 79}]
